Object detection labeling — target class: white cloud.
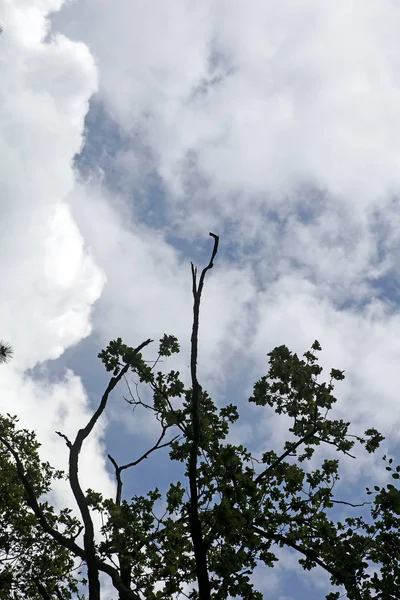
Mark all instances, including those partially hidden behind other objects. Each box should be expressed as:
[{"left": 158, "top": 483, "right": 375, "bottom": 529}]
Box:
[
  {"left": 53, "top": 0, "right": 400, "bottom": 210},
  {"left": 0, "top": 0, "right": 103, "bottom": 366},
  {"left": 0, "top": 0, "right": 112, "bottom": 505},
  {"left": 50, "top": 0, "right": 400, "bottom": 327}
]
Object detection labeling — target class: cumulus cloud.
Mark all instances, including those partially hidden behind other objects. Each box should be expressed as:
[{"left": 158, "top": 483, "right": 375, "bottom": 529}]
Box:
[
  {"left": 51, "top": 0, "right": 400, "bottom": 314},
  {"left": 0, "top": 0, "right": 112, "bottom": 507},
  {"left": 0, "top": 0, "right": 104, "bottom": 365},
  {"left": 53, "top": 0, "right": 400, "bottom": 206},
  {"left": 48, "top": 0, "right": 400, "bottom": 495}
]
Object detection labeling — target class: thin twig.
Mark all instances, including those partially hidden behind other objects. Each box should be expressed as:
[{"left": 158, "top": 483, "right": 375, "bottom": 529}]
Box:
[
  {"left": 120, "top": 436, "right": 180, "bottom": 472},
  {"left": 331, "top": 500, "right": 371, "bottom": 508},
  {"left": 108, "top": 428, "right": 179, "bottom": 505}
]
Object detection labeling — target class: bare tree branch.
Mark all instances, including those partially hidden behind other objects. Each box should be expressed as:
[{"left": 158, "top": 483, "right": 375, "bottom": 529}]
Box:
[
  {"left": 55, "top": 431, "right": 72, "bottom": 449},
  {"left": 331, "top": 499, "right": 371, "bottom": 508},
  {"left": 188, "top": 232, "right": 219, "bottom": 600},
  {"left": 108, "top": 427, "right": 179, "bottom": 505},
  {"left": 107, "top": 454, "right": 123, "bottom": 506},
  {"left": 65, "top": 338, "right": 152, "bottom": 599},
  {"left": 107, "top": 426, "right": 178, "bottom": 598},
  {"left": 52, "top": 339, "right": 152, "bottom": 599},
  {"left": 119, "top": 433, "right": 180, "bottom": 473}
]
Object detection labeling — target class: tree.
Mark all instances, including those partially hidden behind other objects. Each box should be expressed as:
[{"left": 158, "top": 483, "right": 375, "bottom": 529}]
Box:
[
  {"left": 0, "top": 414, "right": 83, "bottom": 599},
  {"left": 1, "top": 233, "right": 400, "bottom": 599}
]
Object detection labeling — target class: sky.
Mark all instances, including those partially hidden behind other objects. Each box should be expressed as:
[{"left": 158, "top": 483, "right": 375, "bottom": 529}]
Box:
[{"left": 1, "top": 0, "right": 400, "bottom": 598}]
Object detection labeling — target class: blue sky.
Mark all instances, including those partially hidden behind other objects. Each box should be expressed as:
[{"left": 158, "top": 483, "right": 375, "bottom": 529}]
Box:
[{"left": 1, "top": 1, "right": 400, "bottom": 598}]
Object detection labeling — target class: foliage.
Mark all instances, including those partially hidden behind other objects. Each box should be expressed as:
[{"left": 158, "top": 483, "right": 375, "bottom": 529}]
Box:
[
  {"left": 0, "top": 340, "right": 13, "bottom": 364},
  {"left": 1, "top": 235, "right": 400, "bottom": 600},
  {"left": 0, "top": 415, "right": 83, "bottom": 599}
]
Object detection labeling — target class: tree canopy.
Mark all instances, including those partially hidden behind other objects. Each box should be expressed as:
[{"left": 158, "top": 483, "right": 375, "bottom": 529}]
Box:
[{"left": 1, "top": 233, "right": 399, "bottom": 599}]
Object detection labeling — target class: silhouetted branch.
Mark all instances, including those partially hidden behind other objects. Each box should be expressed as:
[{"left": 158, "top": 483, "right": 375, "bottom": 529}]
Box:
[
  {"left": 120, "top": 432, "right": 180, "bottom": 473},
  {"left": 66, "top": 338, "right": 152, "bottom": 600},
  {"left": 108, "top": 427, "right": 179, "bottom": 505},
  {"left": 55, "top": 431, "right": 72, "bottom": 449},
  {"left": 188, "top": 232, "right": 219, "bottom": 600}
]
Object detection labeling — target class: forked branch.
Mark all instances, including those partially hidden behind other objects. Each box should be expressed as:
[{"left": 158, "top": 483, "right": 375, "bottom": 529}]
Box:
[
  {"left": 57, "top": 338, "right": 152, "bottom": 600},
  {"left": 188, "top": 232, "right": 219, "bottom": 600}
]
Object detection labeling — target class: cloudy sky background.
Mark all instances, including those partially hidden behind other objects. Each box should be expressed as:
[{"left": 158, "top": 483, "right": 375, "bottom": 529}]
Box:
[{"left": 1, "top": 0, "right": 400, "bottom": 598}]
